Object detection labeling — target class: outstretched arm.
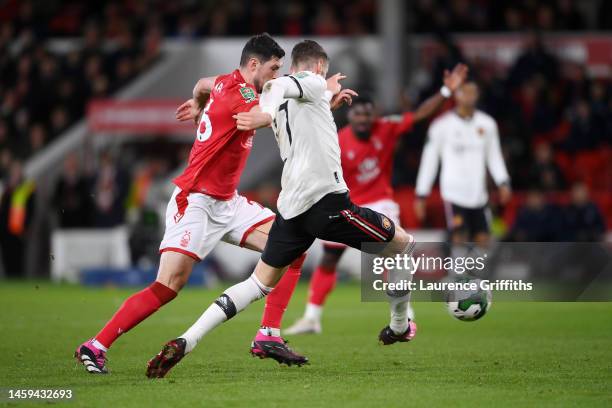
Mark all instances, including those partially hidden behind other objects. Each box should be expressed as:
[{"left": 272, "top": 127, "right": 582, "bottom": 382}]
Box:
[{"left": 412, "top": 63, "right": 468, "bottom": 123}]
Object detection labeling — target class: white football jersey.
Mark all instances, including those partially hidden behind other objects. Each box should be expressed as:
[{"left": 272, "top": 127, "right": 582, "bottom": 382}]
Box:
[
  {"left": 260, "top": 71, "right": 348, "bottom": 219},
  {"left": 415, "top": 110, "right": 510, "bottom": 208}
]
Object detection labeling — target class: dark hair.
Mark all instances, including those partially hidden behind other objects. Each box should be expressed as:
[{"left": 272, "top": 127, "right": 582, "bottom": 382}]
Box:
[
  {"left": 351, "top": 93, "right": 375, "bottom": 107},
  {"left": 240, "top": 33, "right": 285, "bottom": 66},
  {"left": 291, "top": 40, "right": 328, "bottom": 68}
]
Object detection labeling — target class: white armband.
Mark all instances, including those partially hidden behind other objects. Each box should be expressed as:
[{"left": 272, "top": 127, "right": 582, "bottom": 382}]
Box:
[{"left": 440, "top": 86, "right": 452, "bottom": 98}]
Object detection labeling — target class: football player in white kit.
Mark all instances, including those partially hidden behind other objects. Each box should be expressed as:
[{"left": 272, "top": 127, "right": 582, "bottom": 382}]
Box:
[{"left": 415, "top": 81, "right": 511, "bottom": 246}]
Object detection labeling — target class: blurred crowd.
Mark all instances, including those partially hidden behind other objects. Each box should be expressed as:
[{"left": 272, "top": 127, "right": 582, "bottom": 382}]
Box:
[
  {"left": 409, "top": 0, "right": 612, "bottom": 33},
  {"left": 0, "top": 1, "right": 610, "bottom": 277},
  {"left": 0, "top": 0, "right": 161, "bottom": 179},
  {"left": 1, "top": 1, "right": 611, "bottom": 43}
]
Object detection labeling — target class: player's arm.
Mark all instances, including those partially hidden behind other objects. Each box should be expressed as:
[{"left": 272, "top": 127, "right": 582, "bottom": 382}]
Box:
[
  {"left": 486, "top": 120, "right": 512, "bottom": 204},
  {"left": 234, "top": 76, "right": 304, "bottom": 130},
  {"left": 176, "top": 76, "right": 219, "bottom": 123},
  {"left": 414, "top": 125, "right": 443, "bottom": 221},
  {"left": 412, "top": 63, "right": 468, "bottom": 123}
]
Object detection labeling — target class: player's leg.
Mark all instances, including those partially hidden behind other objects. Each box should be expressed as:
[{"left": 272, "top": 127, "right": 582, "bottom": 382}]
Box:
[
  {"left": 471, "top": 205, "right": 492, "bottom": 247},
  {"left": 147, "top": 208, "right": 313, "bottom": 377},
  {"left": 217, "top": 197, "right": 307, "bottom": 352},
  {"left": 222, "top": 204, "right": 308, "bottom": 364},
  {"left": 75, "top": 188, "right": 205, "bottom": 374},
  {"left": 285, "top": 244, "right": 345, "bottom": 335},
  {"left": 377, "top": 224, "right": 418, "bottom": 344},
  {"left": 307, "top": 193, "right": 416, "bottom": 345}
]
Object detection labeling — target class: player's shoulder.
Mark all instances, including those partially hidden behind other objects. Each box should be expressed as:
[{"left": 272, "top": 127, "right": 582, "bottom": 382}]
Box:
[
  {"left": 474, "top": 110, "right": 497, "bottom": 127},
  {"left": 430, "top": 110, "right": 455, "bottom": 129},
  {"left": 338, "top": 125, "right": 353, "bottom": 140},
  {"left": 289, "top": 71, "right": 326, "bottom": 87},
  {"left": 474, "top": 110, "right": 497, "bottom": 131},
  {"left": 290, "top": 71, "right": 317, "bottom": 80},
  {"left": 215, "top": 70, "right": 257, "bottom": 101}
]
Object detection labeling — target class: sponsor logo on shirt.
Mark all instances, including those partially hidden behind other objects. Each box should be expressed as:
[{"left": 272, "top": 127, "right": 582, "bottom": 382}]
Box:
[
  {"left": 239, "top": 86, "right": 256, "bottom": 103},
  {"left": 356, "top": 157, "right": 381, "bottom": 183}
]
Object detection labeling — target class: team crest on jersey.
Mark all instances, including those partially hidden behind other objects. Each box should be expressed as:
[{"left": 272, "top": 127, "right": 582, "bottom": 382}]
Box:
[
  {"left": 180, "top": 231, "right": 191, "bottom": 248},
  {"left": 477, "top": 127, "right": 485, "bottom": 136},
  {"left": 239, "top": 86, "right": 256, "bottom": 102},
  {"left": 453, "top": 215, "right": 464, "bottom": 227},
  {"left": 381, "top": 216, "right": 392, "bottom": 231}
]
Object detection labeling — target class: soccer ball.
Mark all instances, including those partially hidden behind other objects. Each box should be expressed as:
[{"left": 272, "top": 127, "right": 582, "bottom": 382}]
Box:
[{"left": 445, "top": 278, "right": 492, "bottom": 321}]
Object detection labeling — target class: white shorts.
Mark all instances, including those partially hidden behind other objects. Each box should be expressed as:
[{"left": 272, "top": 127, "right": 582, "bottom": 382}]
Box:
[
  {"left": 159, "top": 187, "right": 275, "bottom": 260},
  {"left": 323, "top": 198, "right": 401, "bottom": 249}
]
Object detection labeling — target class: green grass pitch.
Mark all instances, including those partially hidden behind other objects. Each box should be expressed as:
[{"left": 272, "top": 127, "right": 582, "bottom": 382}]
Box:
[{"left": 1, "top": 282, "right": 611, "bottom": 407}]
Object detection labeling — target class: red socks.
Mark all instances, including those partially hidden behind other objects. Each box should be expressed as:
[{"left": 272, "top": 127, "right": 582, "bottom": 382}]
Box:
[
  {"left": 308, "top": 265, "right": 337, "bottom": 306},
  {"left": 95, "top": 282, "right": 177, "bottom": 348},
  {"left": 261, "top": 254, "right": 306, "bottom": 329}
]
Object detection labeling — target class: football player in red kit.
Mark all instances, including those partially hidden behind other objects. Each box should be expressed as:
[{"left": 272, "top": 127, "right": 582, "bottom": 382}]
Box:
[
  {"left": 74, "top": 34, "right": 312, "bottom": 374},
  {"left": 276, "top": 64, "right": 469, "bottom": 336}
]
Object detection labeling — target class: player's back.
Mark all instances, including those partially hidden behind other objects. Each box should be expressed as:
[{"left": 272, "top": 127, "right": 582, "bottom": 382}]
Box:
[
  {"left": 174, "top": 70, "right": 259, "bottom": 200},
  {"left": 271, "top": 71, "right": 348, "bottom": 219}
]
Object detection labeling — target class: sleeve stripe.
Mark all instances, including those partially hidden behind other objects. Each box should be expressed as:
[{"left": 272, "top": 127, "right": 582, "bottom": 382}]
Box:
[{"left": 288, "top": 75, "right": 304, "bottom": 98}]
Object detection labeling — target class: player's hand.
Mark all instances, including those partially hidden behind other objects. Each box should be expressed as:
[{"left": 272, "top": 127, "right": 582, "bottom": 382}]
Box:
[
  {"left": 234, "top": 111, "right": 273, "bottom": 131},
  {"left": 176, "top": 98, "right": 201, "bottom": 123},
  {"left": 498, "top": 185, "right": 512, "bottom": 205},
  {"left": 414, "top": 198, "right": 427, "bottom": 223},
  {"left": 326, "top": 73, "right": 346, "bottom": 96},
  {"left": 443, "top": 63, "right": 469, "bottom": 92},
  {"left": 330, "top": 89, "right": 358, "bottom": 110}
]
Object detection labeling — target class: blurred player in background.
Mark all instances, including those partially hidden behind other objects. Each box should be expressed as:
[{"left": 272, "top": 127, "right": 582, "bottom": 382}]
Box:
[
  {"left": 414, "top": 81, "right": 511, "bottom": 246},
  {"left": 74, "top": 34, "right": 314, "bottom": 374},
  {"left": 284, "top": 64, "right": 468, "bottom": 335}
]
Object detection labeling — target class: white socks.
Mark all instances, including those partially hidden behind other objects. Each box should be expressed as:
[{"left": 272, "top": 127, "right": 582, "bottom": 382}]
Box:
[
  {"left": 92, "top": 339, "right": 108, "bottom": 352},
  {"left": 181, "top": 274, "right": 272, "bottom": 353},
  {"left": 304, "top": 303, "right": 322, "bottom": 321},
  {"left": 259, "top": 327, "right": 281, "bottom": 337},
  {"left": 388, "top": 236, "right": 416, "bottom": 335},
  {"left": 388, "top": 295, "right": 410, "bottom": 335}
]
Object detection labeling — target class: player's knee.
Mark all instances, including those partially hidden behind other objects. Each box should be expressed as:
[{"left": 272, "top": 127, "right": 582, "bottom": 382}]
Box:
[
  {"left": 386, "top": 227, "right": 413, "bottom": 256},
  {"left": 156, "top": 258, "right": 194, "bottom": 292},
  {"left": 156, "top": 271, "right": 188, "bottom": 292},
  {"left": 320, "top": 251, "right": 341, "bottom": 270}
]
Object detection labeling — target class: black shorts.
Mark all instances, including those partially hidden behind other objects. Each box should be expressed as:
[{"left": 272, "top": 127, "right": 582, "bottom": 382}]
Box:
[
  {"left": 444, "top": 202, "right": 491, "bottom": 238},
  {"left": 261, "top": 192, "right": 396, "bottom": 268}
]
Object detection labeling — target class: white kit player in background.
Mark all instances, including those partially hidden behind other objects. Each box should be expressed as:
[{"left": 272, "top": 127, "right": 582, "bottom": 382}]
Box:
[{"left": 415, "top": 81, "right": 511, "bottom": 247}]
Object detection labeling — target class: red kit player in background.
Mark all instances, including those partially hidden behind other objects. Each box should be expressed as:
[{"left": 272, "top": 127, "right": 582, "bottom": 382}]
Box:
[
  {"left": 281, "top": 64, "right": 469, "bottom": 336},
  {"left": 74, "top": 34, "right": 313, "bottom": 374}
]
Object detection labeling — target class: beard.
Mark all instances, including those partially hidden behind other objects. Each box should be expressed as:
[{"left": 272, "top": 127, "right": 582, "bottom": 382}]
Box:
[{"left": 353, "top": 128, "right": 371, "bottom": 140}]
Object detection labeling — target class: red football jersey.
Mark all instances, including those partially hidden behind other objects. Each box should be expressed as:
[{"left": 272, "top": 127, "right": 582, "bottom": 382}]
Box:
[
  {"left": 340, "top": 112, "right": 415, "bottom": 205},
  {"left": 174, "top": 70, "right": 259, "bottom": 200}
]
